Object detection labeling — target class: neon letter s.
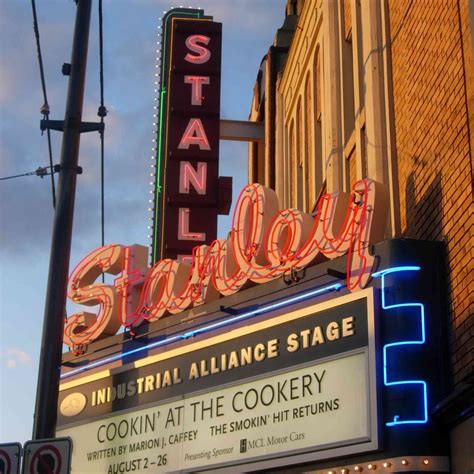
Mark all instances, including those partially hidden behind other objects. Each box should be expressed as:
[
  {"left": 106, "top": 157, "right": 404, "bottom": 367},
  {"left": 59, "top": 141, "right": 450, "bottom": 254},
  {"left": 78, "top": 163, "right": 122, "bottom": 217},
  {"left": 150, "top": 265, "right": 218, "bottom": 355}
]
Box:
[
  {"left": 185, "top": 35, "right": 211, "bottom": 64},
  {"left": 64, "top": 244, "right": 124, "bottom": 349}
]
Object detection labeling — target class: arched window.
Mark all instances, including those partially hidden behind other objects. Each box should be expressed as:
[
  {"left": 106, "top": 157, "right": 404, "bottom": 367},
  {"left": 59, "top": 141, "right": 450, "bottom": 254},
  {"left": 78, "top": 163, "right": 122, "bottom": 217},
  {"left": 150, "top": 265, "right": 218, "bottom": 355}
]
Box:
[
  {"left": 304, "top": 73, "right": 314, "bottom": 210},
  {"left": 313, "top": 47, "right": 324, "bottom": 209},
  {"left": 289, "top": 119, "right": 295, "bottom": 207},
  {"left": 296, "top": 98, "right": 304, "bottom": 210}
]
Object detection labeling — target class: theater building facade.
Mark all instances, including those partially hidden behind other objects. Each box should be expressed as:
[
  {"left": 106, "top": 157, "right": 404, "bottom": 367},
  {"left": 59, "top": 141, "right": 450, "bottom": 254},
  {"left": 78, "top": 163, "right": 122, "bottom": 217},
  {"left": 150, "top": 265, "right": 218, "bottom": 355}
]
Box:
[{"left": 56, "top": 1, "right": 473, "bottom": 473}]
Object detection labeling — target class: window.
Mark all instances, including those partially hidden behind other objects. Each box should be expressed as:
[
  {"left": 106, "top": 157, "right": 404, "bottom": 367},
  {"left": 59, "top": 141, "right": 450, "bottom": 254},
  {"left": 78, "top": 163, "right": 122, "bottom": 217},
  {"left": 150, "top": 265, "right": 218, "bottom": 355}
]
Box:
[
  {"left": 313, "top": 47, "right": 323, "bottom": 211},
  {"left": 289, "top": 120, "right": 296, "bottom": 207},
  {"left": 296, "top": 98, "right": 304, "bottom": 210},
  {"left": 304, "top": 73, "right": 314, "bottom": 210}
]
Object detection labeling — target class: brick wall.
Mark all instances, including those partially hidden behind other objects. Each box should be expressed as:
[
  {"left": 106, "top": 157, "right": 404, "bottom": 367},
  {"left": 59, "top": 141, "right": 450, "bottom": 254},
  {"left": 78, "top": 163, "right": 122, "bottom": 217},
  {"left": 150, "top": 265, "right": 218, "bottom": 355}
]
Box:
[{"left": 388, "top": 0, "right": 473, "bottom": 385}]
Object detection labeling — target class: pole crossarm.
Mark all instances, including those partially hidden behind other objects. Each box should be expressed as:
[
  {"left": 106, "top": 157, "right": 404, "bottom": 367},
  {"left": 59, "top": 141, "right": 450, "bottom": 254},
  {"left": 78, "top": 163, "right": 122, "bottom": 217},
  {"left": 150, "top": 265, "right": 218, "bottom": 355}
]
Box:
[{"left": 41, "top": 119, "right": 104, "bottom": 134}]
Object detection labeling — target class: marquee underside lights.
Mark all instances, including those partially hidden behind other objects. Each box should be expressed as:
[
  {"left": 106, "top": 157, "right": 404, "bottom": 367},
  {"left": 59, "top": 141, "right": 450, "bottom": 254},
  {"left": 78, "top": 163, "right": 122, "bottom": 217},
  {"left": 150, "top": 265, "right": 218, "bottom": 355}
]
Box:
[
  {"left": 151, "top": 8, "right": 232, "bottom": 263},
  {"left": 372, "top": 266, "right": 428, "bottom": 426},
  {"left": 64, "top": 178, "right": 388, "bottom": 349},
  {"left": 318, "top": 456, "right": 450, "bottom": 473}
]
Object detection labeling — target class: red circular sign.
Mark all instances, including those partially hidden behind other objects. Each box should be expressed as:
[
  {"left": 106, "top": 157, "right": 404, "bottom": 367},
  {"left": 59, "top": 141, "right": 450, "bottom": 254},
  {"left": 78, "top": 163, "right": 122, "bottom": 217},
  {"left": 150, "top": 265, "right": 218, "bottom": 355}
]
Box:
[
  {"left": 29, "top": 445, "right": 62, "bottom": 474},
  {"left": 0, "top": 449, "right": 12, "bottom": 474}
]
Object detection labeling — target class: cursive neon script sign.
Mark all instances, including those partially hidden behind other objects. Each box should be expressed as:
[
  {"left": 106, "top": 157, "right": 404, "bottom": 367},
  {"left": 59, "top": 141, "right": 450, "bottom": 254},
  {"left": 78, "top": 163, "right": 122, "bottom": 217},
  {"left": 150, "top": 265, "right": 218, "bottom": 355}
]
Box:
[{"left": 64, "top": 179, "right": 388, "bottom": 349}]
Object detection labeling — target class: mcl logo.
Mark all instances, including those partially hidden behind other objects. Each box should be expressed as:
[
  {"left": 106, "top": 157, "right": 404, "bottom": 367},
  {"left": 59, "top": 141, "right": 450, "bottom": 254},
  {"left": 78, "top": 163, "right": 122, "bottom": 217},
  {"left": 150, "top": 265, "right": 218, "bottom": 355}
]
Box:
[{"left": 239, "top": 438, "right": 264, "bottom": 453}]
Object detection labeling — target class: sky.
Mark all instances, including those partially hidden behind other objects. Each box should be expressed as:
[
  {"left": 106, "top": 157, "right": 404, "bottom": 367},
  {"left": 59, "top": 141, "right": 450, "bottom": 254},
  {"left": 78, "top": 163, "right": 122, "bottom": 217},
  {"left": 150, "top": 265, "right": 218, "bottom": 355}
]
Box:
[{"left": 0, "top": 0, "right": 287, "bottom": 443}]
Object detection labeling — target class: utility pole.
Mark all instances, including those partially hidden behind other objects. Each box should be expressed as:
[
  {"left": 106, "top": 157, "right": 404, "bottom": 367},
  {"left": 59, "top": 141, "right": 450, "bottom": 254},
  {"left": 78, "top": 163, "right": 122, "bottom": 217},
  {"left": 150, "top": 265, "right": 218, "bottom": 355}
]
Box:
[{"left": 33, "top": 0, "right": 94, "bottom": 439}]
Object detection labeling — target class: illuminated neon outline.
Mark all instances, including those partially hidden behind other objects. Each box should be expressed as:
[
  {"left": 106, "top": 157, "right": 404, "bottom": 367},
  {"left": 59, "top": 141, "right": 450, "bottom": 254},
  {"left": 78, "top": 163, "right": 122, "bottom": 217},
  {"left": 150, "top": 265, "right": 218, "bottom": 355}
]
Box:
[
  {"left": 177, "top": 117, "right": 211, "bottom": 150},
  {"left": 179, "top": 161, "right": 207, "bottom": 194},
  {"left": 65, "top": 179, "right": 386, "bottom": 348},
  {"left": 372, "top": 265, "right": 428, "bottom": 426},
  {"left": 178, "top": 207, "right": 206, "bottom": 241},
  {"left": 153, "top": 9, "right": 205, "bottom": 260},
  {"left": 60, "top": 282, "right": 342, "bottom": 379},
  {"left": 159, "top": 16, "right": 213, "bottom": 258},
  {"left": 184, "top": 75, "right": 210, "bottom": 105},
  {"left": 184, "top": 35, "right": 211, "bottom": 64},
  {"left": 152, "top": 10, "right": 208, "bottom": 263}
]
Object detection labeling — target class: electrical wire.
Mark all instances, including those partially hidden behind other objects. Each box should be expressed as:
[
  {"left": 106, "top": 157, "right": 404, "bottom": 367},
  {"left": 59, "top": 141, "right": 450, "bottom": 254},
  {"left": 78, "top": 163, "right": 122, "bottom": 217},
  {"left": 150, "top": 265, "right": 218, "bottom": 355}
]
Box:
[
  {"left": 30, "top": 0, "right": 56, "bottom": 208},
  {"left": 0, "top": 166, "right": 57, "bottom": 181},
  {"left": 98, "top": 1, "right": 106, "bottom": 247},
  {"left": 98, "top": 0, "right": 107, "bottom": 282}
]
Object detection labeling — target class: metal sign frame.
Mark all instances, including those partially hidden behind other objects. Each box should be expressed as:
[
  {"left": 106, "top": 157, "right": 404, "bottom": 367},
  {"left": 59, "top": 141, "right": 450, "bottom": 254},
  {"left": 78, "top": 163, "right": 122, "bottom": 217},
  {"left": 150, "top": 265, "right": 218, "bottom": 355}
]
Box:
[
  {"left": 57, "top": 289, "right": 379, "bottom": 472},
  {"left": 0, "top": 442, "right": 21, "bottom": 474},
  {"left": 22, "top": 438, "right": 72, "bottom": 474}
]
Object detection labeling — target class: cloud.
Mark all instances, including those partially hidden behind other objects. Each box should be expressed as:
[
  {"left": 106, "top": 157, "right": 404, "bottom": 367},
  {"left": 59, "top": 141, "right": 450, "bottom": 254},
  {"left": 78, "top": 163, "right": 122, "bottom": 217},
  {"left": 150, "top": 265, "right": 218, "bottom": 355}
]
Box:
[
  {"left": 189, "top": 0, "right": 286, "bottom": 33},
  {"left": 0, "top": 0, "right": 286, "bottom": 260},
  {"left": 2, "top": 348, "right": 32, "bottom": 369}
]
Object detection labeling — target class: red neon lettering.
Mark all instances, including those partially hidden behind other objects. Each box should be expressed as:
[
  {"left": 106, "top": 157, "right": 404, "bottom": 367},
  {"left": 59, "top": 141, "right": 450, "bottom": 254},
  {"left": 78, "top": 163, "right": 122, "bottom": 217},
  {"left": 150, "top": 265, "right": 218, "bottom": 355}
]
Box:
[
  {"left": 231, "top": 184, "right": 280, "bottom": 283},
  {"left": 179, "top": 161, "right": 207, "bottom": 194},
  {"left": 184, "top": 35, "right": 211, "bottom": 64},
  {"left": 113, "top": 245, "right": 148, "bottom": 326},
  {"left": 184, "top": 75, "right": 210, "bottom": 106},
  {"left": 178, "top": 208, "right": 206, "bottom": 241},
  {"left": 64, "top": 179, "right": 388, "bottom": 349},
  {"left": 131, "top": 260, "right": 173, "bottom": 323},
  {"left": 265, "top": 208, "right": 314, "bottom": 271},
  {"left": 178, "top": 255, "right": 194, "bottom": 265},
  {"left": 178, "top": 118, "right": 211, "bottom": 150},
  {"left": 186, "top": 244, "right": 220, "bottom": 307},
  {"left": 64, "top": 245, "right": 123, "bottom": 349}
]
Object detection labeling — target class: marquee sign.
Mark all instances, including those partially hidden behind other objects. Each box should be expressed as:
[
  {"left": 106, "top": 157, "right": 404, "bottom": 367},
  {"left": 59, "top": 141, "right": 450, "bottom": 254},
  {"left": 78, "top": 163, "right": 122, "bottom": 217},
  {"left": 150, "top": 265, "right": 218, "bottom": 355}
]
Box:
[
  {"left": 58, "top": 290, "right": 378, "bottom": 472},
  {"left": 152, "top": 8, "right": 232, "bottom": 263},
  {"left": 63, "top": 178, "right": 388, "bottom": 349}
]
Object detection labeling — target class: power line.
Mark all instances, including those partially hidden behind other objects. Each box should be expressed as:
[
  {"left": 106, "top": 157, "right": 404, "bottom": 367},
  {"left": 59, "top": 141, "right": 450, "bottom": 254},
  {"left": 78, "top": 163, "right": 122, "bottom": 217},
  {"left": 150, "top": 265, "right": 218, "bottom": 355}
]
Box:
[
  {"left": 98, "top": 0, "right": 105, "bottom": 112},
  {"left": 0, "top": 166, "right": 56, "bottom": 182},
  {"left": 31, "top": 0, "right": 56, "bottom": 208},
  {"left": 98, "top": 0, "right": 107, "bottom": 282},
  {"left": 98, "top": 0, "right": 107, "bottom": 243}
]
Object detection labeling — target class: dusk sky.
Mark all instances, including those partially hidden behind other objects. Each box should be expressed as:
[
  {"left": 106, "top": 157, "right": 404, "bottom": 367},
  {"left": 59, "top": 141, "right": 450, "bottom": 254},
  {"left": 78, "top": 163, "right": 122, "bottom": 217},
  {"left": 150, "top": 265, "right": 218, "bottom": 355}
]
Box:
[{"left": 0, "top": 0, "right": 287, "bottom": 443}]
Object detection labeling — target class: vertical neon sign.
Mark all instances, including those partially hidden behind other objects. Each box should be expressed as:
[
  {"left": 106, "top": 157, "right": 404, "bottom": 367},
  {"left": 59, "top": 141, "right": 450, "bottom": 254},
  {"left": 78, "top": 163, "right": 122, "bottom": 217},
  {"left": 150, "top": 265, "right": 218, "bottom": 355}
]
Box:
[
  {"left": 151, "top": 8, "right": 231, "bottom": 263},
  {"left": 372, "top": 266, "right": 428, "bottom": 426}
]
